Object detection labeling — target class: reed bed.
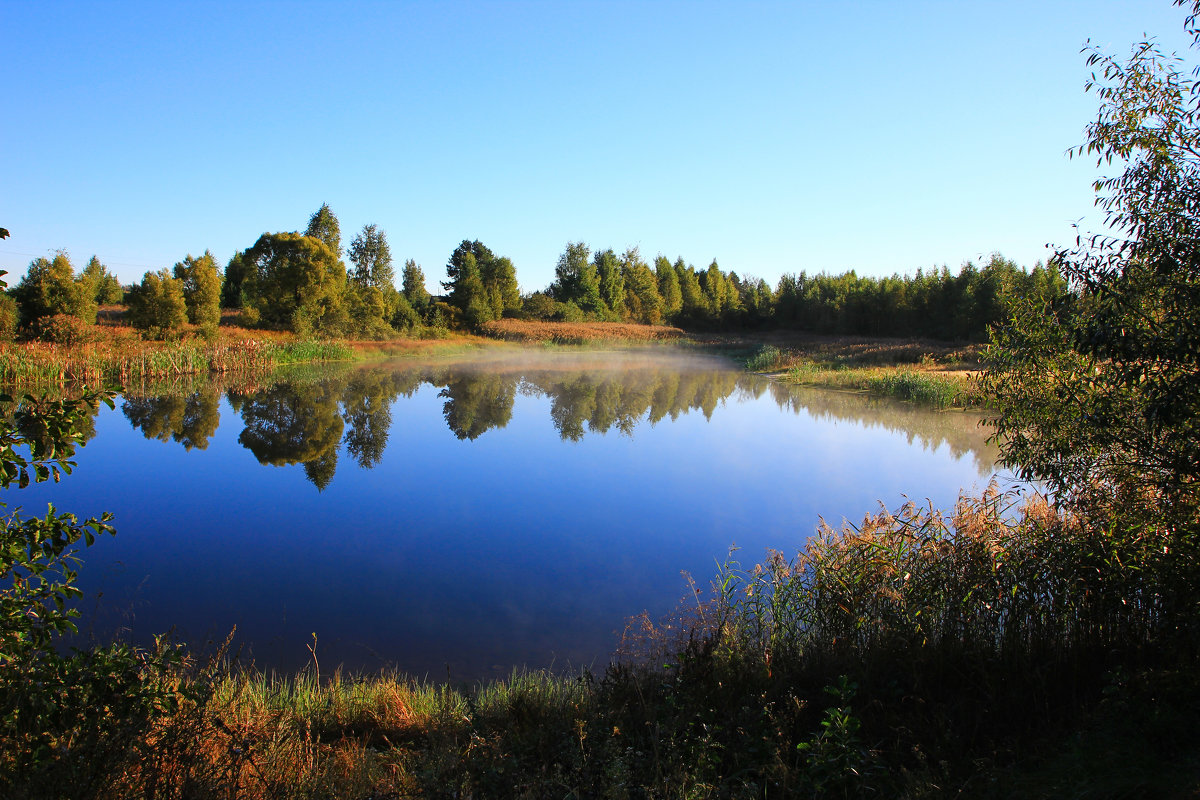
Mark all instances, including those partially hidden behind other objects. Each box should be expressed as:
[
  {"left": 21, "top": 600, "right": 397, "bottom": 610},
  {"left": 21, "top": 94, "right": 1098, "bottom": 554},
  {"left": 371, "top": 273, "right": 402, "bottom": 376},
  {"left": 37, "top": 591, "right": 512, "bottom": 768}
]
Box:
[
  {"left": 481, "top": 319, "right": 686, "bottom": 344},
  {"left": 0, "top": 337, "right": 356, "bottom": 390},
  {"left": 779, "top": 361, "right": 980, "bottom": 408}
]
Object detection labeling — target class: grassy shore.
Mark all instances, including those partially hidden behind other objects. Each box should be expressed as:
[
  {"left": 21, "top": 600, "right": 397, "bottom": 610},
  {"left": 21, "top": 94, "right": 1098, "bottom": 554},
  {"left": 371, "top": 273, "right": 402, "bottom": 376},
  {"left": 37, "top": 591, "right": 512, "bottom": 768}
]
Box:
[
  {"left": 0, "top": 309, "right": 493, "bottom": 389},
  {"left": 0, "top": 311, "right": 988, "bottom": 411},
  {"left": 731, "top": 334, "right": 986, "bottom": 408}
]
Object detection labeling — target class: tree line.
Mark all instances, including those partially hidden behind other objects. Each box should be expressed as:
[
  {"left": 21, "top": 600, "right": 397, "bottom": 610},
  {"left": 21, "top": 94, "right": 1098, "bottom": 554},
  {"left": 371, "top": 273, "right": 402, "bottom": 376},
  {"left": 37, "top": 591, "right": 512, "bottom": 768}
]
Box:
[{"left": 4, "top": 201, "right": 1068, "bottom": 343}]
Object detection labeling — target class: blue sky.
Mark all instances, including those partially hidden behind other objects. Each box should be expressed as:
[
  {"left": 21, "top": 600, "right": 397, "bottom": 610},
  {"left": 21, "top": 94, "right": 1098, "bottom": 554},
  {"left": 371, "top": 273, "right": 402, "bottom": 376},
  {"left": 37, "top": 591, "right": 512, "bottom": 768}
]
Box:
[{"left": 2, "top": 1, "right": 1193, "bottom": 292}]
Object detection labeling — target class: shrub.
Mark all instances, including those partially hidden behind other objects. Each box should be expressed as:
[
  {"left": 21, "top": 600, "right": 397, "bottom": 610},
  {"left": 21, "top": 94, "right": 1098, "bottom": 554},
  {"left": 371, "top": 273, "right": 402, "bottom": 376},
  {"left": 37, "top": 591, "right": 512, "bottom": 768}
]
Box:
[
  {"left": 31, "top": 313, "right": 97, "bottom": 345},
  {"left": 745, "top": 344, "right": 782, "bottom": 371}
]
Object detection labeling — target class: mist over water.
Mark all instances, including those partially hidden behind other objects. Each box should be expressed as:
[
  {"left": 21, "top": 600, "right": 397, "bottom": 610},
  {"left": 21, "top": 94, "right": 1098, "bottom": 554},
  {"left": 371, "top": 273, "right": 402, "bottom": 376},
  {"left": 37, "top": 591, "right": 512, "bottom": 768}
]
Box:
[{"left": 18, "top": 349, "right": 1009, "bottom": 680}]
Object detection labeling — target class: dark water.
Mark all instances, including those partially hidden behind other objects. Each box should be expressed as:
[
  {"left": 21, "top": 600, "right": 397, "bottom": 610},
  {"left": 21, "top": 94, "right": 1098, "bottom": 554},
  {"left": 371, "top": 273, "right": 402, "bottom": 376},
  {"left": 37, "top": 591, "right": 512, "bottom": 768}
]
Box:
[{"left": 12, "top": 349, "right": 1010, "bottom": 680}]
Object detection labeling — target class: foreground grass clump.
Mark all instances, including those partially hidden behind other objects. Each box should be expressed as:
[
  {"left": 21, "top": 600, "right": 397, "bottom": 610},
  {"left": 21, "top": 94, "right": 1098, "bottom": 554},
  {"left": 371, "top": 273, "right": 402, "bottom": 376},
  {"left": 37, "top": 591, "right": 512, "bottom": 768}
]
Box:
[{"left": 7, "top": 487, "right": 1196, "bottom": 798}]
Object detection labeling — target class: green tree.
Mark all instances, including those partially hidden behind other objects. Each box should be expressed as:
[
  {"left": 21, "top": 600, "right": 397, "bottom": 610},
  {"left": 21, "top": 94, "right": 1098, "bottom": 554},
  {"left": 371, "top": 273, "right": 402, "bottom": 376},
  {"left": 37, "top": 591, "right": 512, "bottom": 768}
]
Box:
[
  {"left": 443, "top": 240, "right": 519, "bottom": 320},
  {"left": 221, "top": 251, "right": 249, "bottom": 309},
  {"left": 242, "top": 232, "right": 349, "bottom": 335},
  {"left": 304, "top": 202, "right": 342, "bottom": 257},
  {"left": 550, "top": 241, "right": 603, "bottom": 314},
  {"left": 402, "top": 259, "right": 431, "bottom": 310},
  {"left": 485, "top": 255, "right": 521, "bottom": 318},
  {"left": 348, "top": 223, "right": 395, "bottom": 291},
  {"left": 12, "top": 252, "right": 92, "bottom": 327},
  {"left": 446, "top": 251, "right": 494, "bottom": 328},
  {"left": 982, "top": 1, "right": 1200, "bottom": 529},
  {"left": 405, "top": 257, "right": 434, "bottom": 311},
  {"left": 623, "top": 248, "right": 663, "bottom": 324},
  {"left": 80, "top": 256, "right": 123, "bottom": 305},
  {"left": 655, "top": 255, "right": 683, "bottom": 319},
  {"left": 594, "top": 248, "right": 625, "bottom": 318},
  {"left": 173, "top": 250, "right": 222, "bottom": 336},
  {"left": 128, "top": 269, "right": 187, "bottom": 339}
]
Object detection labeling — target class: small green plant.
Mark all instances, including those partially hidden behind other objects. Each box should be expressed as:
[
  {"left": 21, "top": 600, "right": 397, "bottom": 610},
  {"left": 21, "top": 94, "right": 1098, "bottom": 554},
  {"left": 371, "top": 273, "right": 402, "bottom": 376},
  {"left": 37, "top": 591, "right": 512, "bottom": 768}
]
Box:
[
  {"left": 796, "top": 677, "right": 878, "bottom": 797},
  {"left": 746, "top": 344, "right": 783, "bottom": 371}
]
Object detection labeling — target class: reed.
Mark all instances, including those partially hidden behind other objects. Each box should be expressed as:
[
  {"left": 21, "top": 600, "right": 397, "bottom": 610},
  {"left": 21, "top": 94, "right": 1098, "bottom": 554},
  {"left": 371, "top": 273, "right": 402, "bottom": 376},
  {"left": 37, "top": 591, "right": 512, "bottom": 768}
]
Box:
[{"left": 0, "top": 336, "right": 356, "bottom": 390}]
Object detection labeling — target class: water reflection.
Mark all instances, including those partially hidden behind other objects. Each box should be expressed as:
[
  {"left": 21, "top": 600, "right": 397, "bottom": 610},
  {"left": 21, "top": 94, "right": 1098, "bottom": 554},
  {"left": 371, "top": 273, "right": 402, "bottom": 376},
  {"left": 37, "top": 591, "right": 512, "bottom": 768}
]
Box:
[
  {"left": 105, "top": 353, "right": 999, "bottom": 488},
  {"left": 13, "top": 350, "right": 1007, "bottom": 679}
]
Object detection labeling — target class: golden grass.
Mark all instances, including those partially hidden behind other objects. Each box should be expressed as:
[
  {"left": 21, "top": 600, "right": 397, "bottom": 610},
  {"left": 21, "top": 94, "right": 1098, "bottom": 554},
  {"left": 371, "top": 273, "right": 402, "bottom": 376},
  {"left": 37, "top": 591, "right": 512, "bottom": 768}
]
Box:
[{"left": 480, "top": 318, "right": 686, "bottom": 343}]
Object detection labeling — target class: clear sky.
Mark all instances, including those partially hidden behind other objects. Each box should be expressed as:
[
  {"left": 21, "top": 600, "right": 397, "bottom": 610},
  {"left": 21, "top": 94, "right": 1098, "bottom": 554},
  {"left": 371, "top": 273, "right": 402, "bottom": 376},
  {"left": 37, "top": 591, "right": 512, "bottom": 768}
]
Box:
[{"left": 2, "top": 1, "right": 1193, "bottom": 292}]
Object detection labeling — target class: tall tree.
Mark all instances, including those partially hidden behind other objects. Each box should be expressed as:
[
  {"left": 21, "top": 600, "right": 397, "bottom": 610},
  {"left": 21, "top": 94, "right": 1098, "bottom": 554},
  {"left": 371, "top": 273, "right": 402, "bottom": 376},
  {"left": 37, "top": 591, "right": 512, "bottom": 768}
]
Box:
[
  {"left": 222, "top": 251, "right": 249, "bottom": 308},
  {"left": 304, "top": 203, "right": 342, "bottom": 258},
  {"left": 348, "top": 224, "right": 394, "bottom": 290},
  {"left": 444, "top": 239, "right": 519, "bottom": 318},
  {"left": 447, "top": 251, "right": 494, "bottom": 327},
  {"left": 550, "top": 242, "right": 603, "bottom": 314},
  {"left": 594, "top": 248, "right": 625, "bottom": 318},
  {"left": 655, "top": 255, "right": 683, "bottom": 319},
  {"left": 173, "top": 251, "right": 222, "bottom": 335},
  {"left": 622, "top": 248, "right": 662, "bottom": 324},
  {"left": 81, "top": 256, "right": 123, "bottom": 305},
  {"left": 402, "top": 259, "right": 431, "bottom": 310},
  {"left": 242, "top": 232, "right": 349, "bottom": 335},
  {"left": 13, "top": 251, "right": 91, "bottom": 326},
  {"left": 128, "top": 269, "right": 187, "bottom": 339}
]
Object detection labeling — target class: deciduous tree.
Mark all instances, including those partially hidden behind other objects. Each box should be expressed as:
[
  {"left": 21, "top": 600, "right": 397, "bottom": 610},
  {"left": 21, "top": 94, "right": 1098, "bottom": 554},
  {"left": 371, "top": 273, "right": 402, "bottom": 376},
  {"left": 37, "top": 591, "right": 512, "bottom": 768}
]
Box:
[
  {"left": 173, "top": 251, "right": 222, "bottom": 336},
  {"left": 242, "top": 232, "right": 349, "bottom": 335},
  {"left": 982, "top": 0, "right": 1200, "bottom": 530},
  {"left": 128, "top": 269, "right": 187, "bottom": 339}
]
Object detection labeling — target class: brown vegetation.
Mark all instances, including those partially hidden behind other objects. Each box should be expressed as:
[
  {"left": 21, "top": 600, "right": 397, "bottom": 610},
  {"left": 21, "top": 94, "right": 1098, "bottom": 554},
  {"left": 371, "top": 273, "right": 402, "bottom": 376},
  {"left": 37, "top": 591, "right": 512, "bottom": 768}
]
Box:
[{"left": 480, "top": 318, "right": 685, "bottom": 344}]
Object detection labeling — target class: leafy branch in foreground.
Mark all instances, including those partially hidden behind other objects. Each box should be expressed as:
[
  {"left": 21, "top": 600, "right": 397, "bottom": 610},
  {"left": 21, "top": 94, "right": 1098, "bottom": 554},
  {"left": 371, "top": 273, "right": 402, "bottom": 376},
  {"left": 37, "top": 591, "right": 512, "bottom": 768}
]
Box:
[{"left": 982, "top": 0, "right": 1200, "bottom": 534}]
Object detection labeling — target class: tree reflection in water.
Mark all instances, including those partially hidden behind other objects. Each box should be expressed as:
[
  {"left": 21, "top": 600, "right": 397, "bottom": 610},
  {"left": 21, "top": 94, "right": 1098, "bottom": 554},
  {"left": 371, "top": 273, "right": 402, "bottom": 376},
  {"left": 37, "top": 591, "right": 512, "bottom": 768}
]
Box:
[{"left": 108, "top": 352, "right": 998, "bottom": 488}]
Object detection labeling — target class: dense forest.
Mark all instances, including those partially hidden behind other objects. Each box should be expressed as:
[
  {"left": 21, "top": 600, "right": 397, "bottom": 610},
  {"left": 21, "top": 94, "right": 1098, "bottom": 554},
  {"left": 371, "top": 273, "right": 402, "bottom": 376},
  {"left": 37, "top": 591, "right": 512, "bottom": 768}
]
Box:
[{"left": 4, "top": 202, "right": 1067, "bottom": 345}]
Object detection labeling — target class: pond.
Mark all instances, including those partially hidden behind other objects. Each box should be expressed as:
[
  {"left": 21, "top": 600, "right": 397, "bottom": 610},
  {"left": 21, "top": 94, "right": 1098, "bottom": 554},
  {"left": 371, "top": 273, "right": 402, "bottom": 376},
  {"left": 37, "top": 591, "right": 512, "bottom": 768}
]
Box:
[{"left": 14, "top": 348, "right": 1010, "bottom": 681}]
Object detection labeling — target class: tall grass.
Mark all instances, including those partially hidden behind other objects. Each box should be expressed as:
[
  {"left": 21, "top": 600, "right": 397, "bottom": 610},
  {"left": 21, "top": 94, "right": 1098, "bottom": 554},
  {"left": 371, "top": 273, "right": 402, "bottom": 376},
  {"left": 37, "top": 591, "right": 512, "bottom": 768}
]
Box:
[
  {"left": 0, "top": 338, "right": 356, "bottom": 390},
  {"left": 783, "top": 361, "right": 982, "bottom": 408}
]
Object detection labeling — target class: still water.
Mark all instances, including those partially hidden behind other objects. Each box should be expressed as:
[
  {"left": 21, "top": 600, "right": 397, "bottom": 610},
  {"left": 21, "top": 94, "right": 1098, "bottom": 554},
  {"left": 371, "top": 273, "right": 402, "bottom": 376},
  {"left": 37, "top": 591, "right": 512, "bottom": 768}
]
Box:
[{"left": 16, "top": 349, "right": 1008, "bottom": 680}]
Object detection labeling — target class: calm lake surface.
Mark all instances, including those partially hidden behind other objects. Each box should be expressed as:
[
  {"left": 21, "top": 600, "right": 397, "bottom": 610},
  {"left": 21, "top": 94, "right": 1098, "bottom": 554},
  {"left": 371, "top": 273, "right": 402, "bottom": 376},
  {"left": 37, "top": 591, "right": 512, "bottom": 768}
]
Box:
[{"left": 17, "top": 348, "right": 1011, "bottom": 680}]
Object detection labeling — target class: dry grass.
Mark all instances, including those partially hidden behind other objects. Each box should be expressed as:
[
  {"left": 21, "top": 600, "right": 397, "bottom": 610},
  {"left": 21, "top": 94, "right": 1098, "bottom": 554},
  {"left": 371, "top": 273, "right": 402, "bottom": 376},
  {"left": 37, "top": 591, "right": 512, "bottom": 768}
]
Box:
[{"left": 480, "top": 318, "right": 686, "bottom": 344}]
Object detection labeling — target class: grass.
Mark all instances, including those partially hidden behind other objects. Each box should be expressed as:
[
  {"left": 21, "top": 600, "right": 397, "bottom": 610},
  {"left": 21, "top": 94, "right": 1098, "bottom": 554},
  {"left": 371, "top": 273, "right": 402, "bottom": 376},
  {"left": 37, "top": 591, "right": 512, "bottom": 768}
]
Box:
[
  {"left": 480, "top": 318, "right": 686, "bottom": 344},
  {"left": 737, "top": 337, "right": 986, "bottom": 408}
]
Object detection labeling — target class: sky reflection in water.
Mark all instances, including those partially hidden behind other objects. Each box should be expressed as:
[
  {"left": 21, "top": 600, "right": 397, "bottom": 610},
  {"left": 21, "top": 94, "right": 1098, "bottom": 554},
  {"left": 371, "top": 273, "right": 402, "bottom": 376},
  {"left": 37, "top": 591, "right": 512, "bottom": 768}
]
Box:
[{"left": 14, "top": 349, "right": 1009, "bottom": 681}]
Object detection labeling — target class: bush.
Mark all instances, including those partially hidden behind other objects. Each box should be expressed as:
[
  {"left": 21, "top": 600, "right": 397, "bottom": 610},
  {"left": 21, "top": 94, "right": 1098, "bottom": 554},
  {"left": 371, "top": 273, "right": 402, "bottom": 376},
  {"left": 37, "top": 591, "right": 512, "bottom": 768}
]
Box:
[
  {"left": 745, "top": 344, "right": 782, "bottom": 371},
  {"left": 31, "top": 313, "right": 96, "bottom": 345}
]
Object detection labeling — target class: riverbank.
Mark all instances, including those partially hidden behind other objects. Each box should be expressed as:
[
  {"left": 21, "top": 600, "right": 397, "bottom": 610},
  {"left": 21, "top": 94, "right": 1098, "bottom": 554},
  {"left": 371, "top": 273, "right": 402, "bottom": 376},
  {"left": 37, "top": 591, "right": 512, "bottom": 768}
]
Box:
[
  {"left": 0, "top": 316, "right": 988, "bottom": 410},
  {"left": 725, "top": 333, "right": 985, "bottom": 408}
]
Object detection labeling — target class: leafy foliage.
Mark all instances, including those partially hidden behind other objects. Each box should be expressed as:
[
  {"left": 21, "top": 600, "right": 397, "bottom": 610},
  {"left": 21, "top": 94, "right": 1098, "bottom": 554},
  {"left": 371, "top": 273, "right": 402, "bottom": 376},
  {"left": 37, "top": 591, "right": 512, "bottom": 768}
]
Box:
[
  {"left": 81, "top": 255, "right": 124, "bottom": 306},
  {"left": 12, "top": 251, "right": 94, "bottom": 328},
  {"left": 303, "top": 202, "right": 342, "bottom": 257},
  {"left": 128, "top": 268, "right": 188, "bottom": 339},
  {"left": 173, "top": 250, "right": 222, "bottom": 337},
  {"left": 982, "top": 3, "right": 1200, "bottom": 527},
  {"left": 242, "top": 231, "right": 349, "bottom": 335},
  {"left": 348, "top": 223, "right": 394, "bottom": 291},
  {"left": 402, "top": 258, "right": 431, "bottom": 310}
]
